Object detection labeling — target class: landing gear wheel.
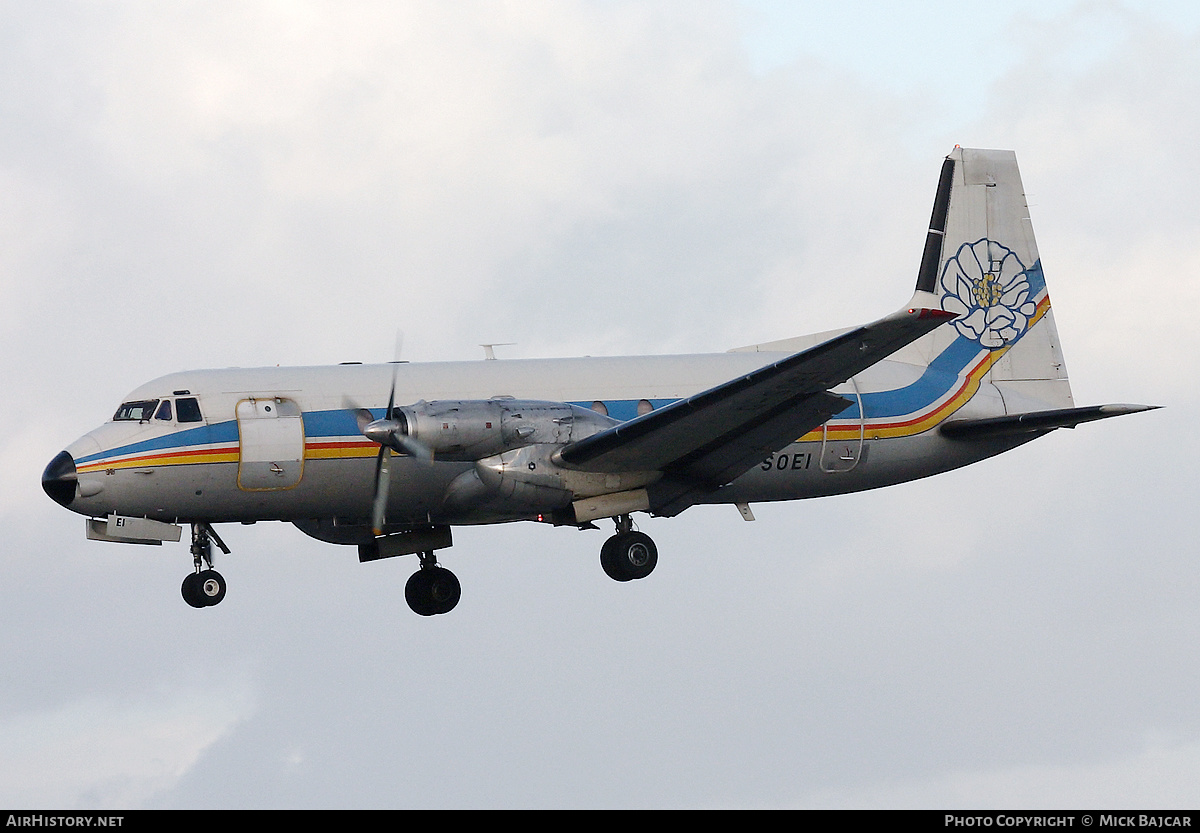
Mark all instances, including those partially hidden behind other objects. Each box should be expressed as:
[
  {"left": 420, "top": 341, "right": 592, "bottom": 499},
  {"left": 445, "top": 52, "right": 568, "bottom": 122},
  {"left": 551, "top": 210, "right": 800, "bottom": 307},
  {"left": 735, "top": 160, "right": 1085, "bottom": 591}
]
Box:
[
  {"left": 600, "top": 536, "right": 631, "bottom": 582},
  {"left": 181, "top": 572, "right": 206, "bottom": 608},
  {"left": 196, "top": 569, "right": 227, "bottom": 606},
  {"left": 181, "top": 569, "right": 226, "bottom": 607},
  {"left": 600, "top": 531, "right": 658, "bottom": 582},
  {"left": 183, "top": 522, "right": 231, "bottom": 609},
  {"left": 405, "top": 566, "right": 461, "bottom": 616}
]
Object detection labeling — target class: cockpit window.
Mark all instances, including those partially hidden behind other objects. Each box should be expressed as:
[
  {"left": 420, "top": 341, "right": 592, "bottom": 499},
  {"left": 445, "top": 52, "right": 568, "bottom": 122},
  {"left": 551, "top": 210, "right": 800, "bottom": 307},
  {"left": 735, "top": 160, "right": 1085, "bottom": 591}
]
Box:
[
  {"left": 113, "top": 399, "right": 159, "bottom": 421},
  {"left": 176, "top": 397, "right": 203, "bottom": 423},
  {"left": 154, "top": 400, "right": 173, "bottom": 421}
]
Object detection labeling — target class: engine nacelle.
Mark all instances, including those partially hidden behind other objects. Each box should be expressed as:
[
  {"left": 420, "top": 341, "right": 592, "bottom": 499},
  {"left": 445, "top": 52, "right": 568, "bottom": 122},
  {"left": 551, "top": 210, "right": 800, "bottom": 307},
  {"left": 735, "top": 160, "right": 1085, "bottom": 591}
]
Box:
[
  {"left": 468, "top": 443, "right": 660, "bottom": 516},
  {"left": 473, "top": 444, "right": 574, "bottom": 507},
  {"left": 395, "top": 399, "right": 616, "bottom": 461}
]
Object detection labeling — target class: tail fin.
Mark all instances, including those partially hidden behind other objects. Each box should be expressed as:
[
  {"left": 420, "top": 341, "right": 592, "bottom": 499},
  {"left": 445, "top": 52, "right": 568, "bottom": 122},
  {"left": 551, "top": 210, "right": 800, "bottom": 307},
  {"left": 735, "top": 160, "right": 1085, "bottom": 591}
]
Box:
[
  {"left": 909, "top": 147, "right": 1073, "bottom": 413},
  {"left": 733, "top": 148, "right": 1154, "bottom": 440}
]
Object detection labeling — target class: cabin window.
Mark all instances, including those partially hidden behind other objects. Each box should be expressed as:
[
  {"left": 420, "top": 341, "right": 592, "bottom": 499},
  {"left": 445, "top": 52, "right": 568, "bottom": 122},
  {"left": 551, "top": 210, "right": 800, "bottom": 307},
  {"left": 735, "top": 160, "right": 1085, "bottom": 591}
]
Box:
[
  {"left": 154, "top": 400, "right": 173, "bottom": 421},
  {"left": 637, "top": 399, "right": 655, "bottom": 416},
  {"left": 176, "top": 397, "right": 203, "bottom": 423},
  {"left": 113, "top": 400, "right": 159, "bottom": 422}
]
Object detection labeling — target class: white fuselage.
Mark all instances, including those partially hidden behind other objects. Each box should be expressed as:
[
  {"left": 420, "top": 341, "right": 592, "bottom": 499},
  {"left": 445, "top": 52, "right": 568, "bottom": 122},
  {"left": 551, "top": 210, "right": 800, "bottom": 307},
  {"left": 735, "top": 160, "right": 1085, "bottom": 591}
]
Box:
[{"left": 58, "top": 346, "right": 1018, "bottom": 529}]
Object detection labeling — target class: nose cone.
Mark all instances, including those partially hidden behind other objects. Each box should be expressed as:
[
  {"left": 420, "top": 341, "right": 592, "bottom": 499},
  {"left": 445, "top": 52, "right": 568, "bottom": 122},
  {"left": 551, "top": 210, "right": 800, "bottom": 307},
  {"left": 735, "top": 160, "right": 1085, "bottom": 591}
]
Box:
[{"left": 42, "top": 450, "right": 77, "bottom": 507}]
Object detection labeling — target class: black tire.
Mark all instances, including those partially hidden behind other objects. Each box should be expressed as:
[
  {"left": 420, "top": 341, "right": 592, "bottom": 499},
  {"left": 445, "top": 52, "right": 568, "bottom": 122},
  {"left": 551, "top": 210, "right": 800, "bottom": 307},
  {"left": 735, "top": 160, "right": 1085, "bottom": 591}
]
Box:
[
  {"left": 600, "top": 535, "right": 633, "bottom": 582},
  {"left": 195, "top": 569, "right": 227, "bottom": 606},
  {"left": 405, "top": 566, "right": 461, "bottom": 616},
  {"left": 181, "top": 572, "right": 206, "bottom": 608},
  {"left": 600, "top": 532, "right": 658, "bottom": 581}
]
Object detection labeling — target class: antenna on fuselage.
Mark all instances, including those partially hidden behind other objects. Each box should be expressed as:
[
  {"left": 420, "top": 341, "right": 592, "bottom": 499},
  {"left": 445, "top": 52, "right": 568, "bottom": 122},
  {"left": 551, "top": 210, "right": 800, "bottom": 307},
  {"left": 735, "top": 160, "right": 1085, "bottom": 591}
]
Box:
[{"left": 480, "top": 343, "right": 516, "bottom": 360}]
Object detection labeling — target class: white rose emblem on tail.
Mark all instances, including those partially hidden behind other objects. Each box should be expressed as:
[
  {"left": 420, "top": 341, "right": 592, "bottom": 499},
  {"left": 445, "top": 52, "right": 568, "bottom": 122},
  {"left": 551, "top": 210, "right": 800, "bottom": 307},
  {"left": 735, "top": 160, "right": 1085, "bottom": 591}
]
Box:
[{"left": 940, "top": 239, "right": 1038, "bottom": 348}]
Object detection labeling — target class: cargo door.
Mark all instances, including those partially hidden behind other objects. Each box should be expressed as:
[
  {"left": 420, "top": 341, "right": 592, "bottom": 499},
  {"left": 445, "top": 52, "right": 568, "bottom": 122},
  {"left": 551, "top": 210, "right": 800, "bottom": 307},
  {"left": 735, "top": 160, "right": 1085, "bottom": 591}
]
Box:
[
  {"left": 820, "top": 377, "right": 864, "bottom": 473},
  {"left": 236, "top": 397, "right": 305, "bottom": 490}
]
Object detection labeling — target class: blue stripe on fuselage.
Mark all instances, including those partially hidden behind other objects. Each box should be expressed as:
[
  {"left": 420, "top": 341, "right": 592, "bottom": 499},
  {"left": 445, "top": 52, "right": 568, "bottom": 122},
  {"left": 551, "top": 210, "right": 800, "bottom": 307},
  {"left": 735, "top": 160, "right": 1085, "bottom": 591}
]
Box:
[
  {"left": 76, "top": 263, "right": 1047, "bottom": 465},
  {"left": 74, "top": 421, "right": 233, "bottom": 466}
]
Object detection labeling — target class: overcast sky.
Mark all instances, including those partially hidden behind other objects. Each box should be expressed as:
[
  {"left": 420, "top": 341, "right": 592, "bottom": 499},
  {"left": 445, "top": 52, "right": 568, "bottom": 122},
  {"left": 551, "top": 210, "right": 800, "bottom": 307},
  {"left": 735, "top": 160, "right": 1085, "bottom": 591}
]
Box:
[{"left": 2, "top": 0, "right": 1198, "bottom": 809}]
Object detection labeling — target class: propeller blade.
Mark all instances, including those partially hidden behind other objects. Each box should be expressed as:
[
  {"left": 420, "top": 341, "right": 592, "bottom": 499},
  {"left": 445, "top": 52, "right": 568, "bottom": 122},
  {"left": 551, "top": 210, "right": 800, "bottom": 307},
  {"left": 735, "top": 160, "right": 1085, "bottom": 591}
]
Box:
[
  {"left": 393, "top": 433, "right": 433, "bottom": 463},
  {"left": 371, "top": 445, "right": 391, "bottom": 536},
  {"left": 354, "top": 408, "right": 374, "bottom": 434},
  {"left": 385, "top": 365, "right": 397, "bottom": 420},
  {"left": 384, "top": 334, "right": 402, "bottom": 419},
  {"left": 341, "top": 396, "right": 376, "bottom": 434}
]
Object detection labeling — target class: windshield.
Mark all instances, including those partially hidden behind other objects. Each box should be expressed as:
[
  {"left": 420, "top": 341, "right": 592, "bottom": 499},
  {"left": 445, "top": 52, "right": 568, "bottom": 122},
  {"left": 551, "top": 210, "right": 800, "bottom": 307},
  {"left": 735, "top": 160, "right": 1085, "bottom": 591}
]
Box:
[
  {"left": 113, "top": 399, "right": 159, "bottom": 421},
  {"left": 176, "top": 397, "right": 203, "bottom": 423}
]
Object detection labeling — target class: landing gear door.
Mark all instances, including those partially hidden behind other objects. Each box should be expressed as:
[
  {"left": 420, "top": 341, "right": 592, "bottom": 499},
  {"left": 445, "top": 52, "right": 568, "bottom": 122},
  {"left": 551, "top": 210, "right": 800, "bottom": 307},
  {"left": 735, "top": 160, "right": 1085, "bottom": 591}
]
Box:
[{"left": 236, "top": 398, "right": 305, "bottom": 490}]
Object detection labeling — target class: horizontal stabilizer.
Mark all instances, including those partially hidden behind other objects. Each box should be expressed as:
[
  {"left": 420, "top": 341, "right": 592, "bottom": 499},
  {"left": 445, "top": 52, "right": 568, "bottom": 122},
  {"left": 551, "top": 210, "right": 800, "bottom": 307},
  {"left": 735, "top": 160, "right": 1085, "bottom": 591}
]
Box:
[{"left": 939, "top": 404, "right": 1158, "bottom": 440}]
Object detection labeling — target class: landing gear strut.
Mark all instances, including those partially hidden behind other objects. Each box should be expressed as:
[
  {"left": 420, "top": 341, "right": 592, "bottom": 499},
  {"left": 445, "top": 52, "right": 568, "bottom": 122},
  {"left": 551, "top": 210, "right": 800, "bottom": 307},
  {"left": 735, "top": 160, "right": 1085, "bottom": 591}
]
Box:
[
  {"left": 182, "top": 522, "right": 230, "bottom": 609},
  {"left": 405, "top": 551, "right": 461, "bottom": 616},
  {"left": 600, "top": 514, "right": 658, "bottom": 582}
]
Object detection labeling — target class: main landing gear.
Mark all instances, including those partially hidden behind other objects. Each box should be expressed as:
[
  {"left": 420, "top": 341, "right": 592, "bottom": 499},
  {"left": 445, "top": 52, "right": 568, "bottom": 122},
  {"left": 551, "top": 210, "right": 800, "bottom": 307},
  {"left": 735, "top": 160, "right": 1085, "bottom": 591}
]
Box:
[
  {"left": 182, "top": 522, "right": 230, "bottom": 609},
  {"left": 404, "top": 551, "right": 461, "bottom": 616},
  {"left": 357, "top": 527, "right": 460, "bottom": 616},
  {"left": 600, "top": 514, "right": 658, "bottom": 582}
]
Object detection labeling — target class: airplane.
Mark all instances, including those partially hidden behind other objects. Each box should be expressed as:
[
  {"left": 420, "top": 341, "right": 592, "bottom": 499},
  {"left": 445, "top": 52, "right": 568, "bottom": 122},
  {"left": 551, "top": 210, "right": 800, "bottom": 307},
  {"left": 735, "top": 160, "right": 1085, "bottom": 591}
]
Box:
[{"left": 41, "top": 147, "right": 1156, "bottom": 616}]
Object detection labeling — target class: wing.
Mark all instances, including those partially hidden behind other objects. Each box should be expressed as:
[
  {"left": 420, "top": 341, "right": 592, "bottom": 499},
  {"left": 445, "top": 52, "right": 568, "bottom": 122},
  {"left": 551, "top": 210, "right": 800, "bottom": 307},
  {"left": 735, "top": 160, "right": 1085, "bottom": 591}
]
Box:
[{"left": 556, "top": 299, "right": 955, "bottom": 516}]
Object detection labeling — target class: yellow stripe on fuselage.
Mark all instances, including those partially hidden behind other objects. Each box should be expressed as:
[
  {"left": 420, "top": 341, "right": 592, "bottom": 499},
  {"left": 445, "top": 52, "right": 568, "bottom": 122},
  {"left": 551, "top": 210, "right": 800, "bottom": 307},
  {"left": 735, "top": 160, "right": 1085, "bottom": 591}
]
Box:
[{"left": 76, "top": 446, "right": 241, "bottom": 473}]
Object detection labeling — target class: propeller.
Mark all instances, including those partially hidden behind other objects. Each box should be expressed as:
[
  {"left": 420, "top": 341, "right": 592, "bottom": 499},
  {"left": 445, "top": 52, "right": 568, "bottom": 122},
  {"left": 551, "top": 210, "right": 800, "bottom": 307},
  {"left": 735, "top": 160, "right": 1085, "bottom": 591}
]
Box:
[{"left": 346, "top": 355, "right": 432, "bottom": 536}]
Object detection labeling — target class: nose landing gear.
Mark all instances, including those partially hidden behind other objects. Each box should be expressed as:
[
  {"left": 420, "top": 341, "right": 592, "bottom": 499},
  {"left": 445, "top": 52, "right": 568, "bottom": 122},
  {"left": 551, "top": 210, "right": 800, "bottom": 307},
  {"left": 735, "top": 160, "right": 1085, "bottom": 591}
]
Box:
[{"left": 182, "top": 523, "right": 230, "bottom": 609}]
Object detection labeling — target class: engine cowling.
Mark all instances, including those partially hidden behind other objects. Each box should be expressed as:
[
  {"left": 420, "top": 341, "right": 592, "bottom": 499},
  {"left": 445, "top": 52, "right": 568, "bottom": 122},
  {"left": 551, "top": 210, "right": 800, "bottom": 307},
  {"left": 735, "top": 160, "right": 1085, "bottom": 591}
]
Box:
[{"left": 392, "top": 399, "right": 616, "bottom": 461}]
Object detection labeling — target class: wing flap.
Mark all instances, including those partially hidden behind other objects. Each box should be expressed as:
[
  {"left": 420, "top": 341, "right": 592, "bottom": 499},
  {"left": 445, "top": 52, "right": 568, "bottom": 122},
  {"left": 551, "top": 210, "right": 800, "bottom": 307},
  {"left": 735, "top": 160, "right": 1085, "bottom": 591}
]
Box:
[{"left": 644, "top": 390, "right": 852, "bottom": 517}]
